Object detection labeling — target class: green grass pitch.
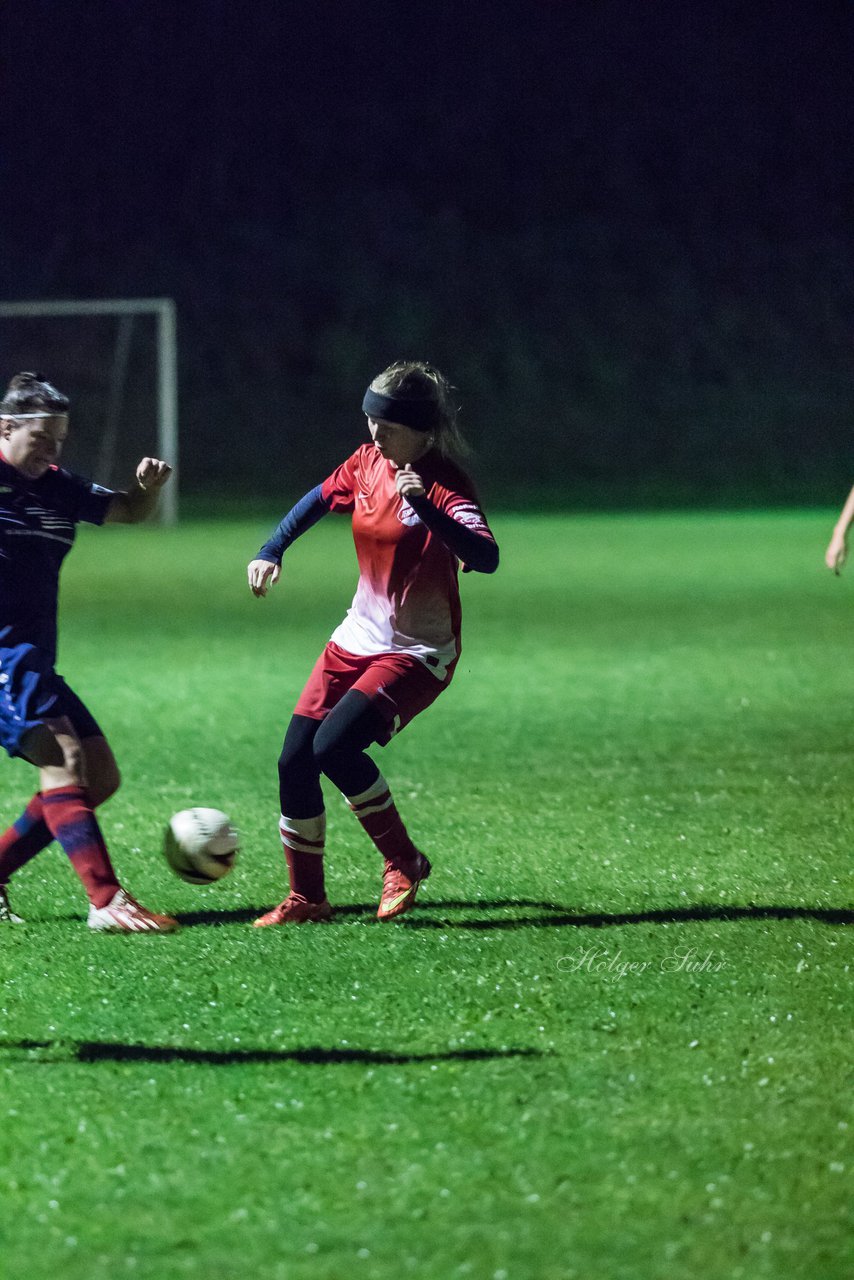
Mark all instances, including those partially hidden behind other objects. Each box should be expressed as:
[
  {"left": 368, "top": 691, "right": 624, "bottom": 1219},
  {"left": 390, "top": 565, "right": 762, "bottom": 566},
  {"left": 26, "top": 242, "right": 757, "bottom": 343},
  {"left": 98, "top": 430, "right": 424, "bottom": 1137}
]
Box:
[{"left": 1, "top": 510, "right": 851, "bottom": 1280}]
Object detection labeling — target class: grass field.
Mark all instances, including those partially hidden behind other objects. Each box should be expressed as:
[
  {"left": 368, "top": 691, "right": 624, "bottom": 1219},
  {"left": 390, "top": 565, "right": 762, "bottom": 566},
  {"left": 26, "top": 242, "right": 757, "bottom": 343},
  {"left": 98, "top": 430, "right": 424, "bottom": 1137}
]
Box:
[{"left": 1, "top": 509, "right": 851, "bottom": 1280}]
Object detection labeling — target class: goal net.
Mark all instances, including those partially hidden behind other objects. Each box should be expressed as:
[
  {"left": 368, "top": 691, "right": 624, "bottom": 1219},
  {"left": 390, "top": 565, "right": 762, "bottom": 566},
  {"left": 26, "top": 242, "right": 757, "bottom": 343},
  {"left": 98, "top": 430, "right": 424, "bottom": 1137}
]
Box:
[{"left": 0, "top": 299, "right": 178, "bottom": 523}]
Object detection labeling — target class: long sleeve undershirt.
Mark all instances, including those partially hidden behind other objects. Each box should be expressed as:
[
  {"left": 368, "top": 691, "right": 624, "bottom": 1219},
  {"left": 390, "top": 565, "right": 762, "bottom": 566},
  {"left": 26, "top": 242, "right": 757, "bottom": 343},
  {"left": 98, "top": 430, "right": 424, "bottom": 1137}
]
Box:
[
  {"left": 256, "top": 484, "right": 498, "bottom": 574},
  {"left": 256, "top": 485, "right": 330, "bottom": 562},
  {"left": 406, "top": 492, "right": 499, "bottom": 573}
]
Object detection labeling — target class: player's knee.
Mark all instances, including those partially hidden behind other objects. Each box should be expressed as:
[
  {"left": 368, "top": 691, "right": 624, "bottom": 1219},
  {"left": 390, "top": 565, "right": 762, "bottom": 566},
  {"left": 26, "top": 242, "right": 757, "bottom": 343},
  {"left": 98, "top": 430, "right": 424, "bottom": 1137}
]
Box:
[
  {"left": 311, "top": 726, "right": 342, "bottom": 777},
  {"left": 91, "top": 761, "right": 121, "bottom": 806},
  {"left": 278, "top": 740, "right": 312, "bottom": 781},
  {"left": 278, "top": 716, "right": 320, "bottom": 776},
  {"left": 312, "top": 728, "right": 365, "bottom": 787},
  {"left": 60, "top": 737, "right": 85, "bottom": 783},
  {"left": 80, "top": 738, "right": 122, "bottom": 806},
  {"left": 278, "top": 736, "right": 323, "bottom": 816},
  {"left": 277, "top": 745, "right": 321, "bottom": 821}
]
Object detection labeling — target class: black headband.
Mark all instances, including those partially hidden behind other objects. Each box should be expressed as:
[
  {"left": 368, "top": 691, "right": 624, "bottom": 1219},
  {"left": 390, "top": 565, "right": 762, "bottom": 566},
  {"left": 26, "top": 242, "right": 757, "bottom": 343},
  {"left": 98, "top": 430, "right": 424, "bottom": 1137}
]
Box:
[{"left": 362, "top": 388, "right": 439, "bottom": 432}]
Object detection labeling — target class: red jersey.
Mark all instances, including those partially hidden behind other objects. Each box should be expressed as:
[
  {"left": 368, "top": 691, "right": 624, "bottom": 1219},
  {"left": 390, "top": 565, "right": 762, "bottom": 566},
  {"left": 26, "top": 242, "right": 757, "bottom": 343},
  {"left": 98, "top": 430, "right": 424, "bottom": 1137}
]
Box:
[{"left": 321, "top": 445, "right": 495, "bottom": 679}]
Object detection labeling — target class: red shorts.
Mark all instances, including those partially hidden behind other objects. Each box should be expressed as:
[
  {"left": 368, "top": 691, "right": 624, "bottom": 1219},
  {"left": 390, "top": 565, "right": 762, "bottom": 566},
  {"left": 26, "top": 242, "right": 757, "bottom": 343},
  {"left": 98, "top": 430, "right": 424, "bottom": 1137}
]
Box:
[{"left": 294, "top": 642, "right": 453, "bottom": 743}]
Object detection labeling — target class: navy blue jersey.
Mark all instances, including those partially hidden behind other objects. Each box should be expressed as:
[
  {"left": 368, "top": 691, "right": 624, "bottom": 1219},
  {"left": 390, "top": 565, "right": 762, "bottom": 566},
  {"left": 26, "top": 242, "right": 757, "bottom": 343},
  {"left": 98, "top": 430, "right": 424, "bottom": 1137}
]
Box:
[{"left": 0, "top": 455, "right": 115, "bottom": 661}]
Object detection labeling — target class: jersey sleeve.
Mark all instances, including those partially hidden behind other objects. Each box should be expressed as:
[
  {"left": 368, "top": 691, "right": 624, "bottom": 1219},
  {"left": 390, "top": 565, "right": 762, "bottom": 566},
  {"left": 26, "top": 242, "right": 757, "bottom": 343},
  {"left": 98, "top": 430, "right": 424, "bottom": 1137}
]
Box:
[
  {"left": 320, "top": 450, "right": 360, "bottom": 514},
  {"left": 52, "top": 468, "right": 117, "bottom": 525},
  {"left": 430, "top": 472, "right": 495, "bottom": 542},
  {"left": 409, "top": 465, "right": 499, "bottom": 573}
]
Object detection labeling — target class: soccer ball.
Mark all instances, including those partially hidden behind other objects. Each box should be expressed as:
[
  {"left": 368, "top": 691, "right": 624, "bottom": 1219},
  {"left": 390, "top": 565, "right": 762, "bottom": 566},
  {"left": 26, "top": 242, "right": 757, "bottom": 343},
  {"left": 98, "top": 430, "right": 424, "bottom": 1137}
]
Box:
[{"left": 164, "top": 808, "right": 240, "bottom": 885}]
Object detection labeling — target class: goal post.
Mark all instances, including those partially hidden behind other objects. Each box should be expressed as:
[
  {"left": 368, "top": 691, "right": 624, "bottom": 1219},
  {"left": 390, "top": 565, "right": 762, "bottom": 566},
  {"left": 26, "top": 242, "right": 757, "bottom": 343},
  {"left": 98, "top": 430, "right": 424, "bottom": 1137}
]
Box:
[{"left": 0, "top": 297, "right": 179, "bottom": 524}]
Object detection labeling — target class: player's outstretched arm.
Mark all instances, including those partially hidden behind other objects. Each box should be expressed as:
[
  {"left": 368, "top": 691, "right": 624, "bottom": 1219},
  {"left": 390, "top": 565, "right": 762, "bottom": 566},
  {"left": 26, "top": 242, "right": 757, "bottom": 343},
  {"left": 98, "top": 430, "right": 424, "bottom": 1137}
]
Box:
[
  {"left": 247, "top": 485, "right": 331, "bottom": 599},
  {"left": 826, "top": 483, "right": 854, "bottom": 574},
  {"left": 105, "top": 458, "right": 173, "bottom": 524}
]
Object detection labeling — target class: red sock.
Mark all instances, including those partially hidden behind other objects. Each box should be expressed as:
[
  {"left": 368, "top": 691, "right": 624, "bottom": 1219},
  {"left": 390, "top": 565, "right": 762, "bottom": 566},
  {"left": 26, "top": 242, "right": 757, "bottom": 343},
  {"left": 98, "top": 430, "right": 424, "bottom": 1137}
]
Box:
[
  {"left": 279, "top": 813, "right": 326, "bottom": 903},
  {"left": 41, "top": 786, "right": 120, "bottom": 909},
  {"left": 0, "top": 795, "right": 53, "bottom": 883},
  {"left": 346, "top": 774, "right": 419, "bottom": 866}
]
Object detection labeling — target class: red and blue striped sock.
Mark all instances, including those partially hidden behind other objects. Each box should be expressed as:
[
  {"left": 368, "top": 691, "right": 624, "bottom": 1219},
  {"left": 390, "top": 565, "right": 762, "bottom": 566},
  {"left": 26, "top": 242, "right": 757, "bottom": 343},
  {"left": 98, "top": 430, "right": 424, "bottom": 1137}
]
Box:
[
  {"left": 0, "top": 795, "right": 53, "bottom": 884},
  {"left": 41, "top": 785, "right": 120, "bottom": 909}
]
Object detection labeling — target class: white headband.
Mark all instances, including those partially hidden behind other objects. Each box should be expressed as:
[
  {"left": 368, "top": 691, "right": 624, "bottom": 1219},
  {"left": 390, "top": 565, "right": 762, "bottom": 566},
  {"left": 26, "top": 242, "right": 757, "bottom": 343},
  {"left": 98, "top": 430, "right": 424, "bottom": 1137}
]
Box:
[{"left": 1, "top": 412, "right": 69, "bottom": 420}]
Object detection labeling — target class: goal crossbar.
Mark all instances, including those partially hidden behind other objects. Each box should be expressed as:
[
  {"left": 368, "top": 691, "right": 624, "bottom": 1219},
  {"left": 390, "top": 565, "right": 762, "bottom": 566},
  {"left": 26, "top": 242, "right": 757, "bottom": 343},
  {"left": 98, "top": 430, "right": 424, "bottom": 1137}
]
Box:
[{"left": 0, "top": 298, "right": 178, "bottom": 524}]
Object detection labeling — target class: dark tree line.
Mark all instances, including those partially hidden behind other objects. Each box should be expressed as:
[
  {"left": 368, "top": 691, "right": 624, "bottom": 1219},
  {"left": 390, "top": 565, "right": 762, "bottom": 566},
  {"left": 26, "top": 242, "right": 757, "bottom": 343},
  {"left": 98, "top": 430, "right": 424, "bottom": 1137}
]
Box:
[{"left": 2, "top": 0, "right": 853, "bottom": 504}]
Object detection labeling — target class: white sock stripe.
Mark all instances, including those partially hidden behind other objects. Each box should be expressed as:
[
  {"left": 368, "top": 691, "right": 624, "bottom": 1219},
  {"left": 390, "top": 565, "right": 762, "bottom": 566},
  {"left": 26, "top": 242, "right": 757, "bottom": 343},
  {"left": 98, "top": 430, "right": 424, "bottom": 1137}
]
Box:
[
  {"left": 344, "top": 773, "right": 390, "bottom": 809},
  {"left": 280, "top": 833, "right": 324, "bottom": 848},
  {"left": 281, "top": 838, "right": 325, "bottom": 856},
  {"left": 279, "top": 813, "right": 326, "bottom": 843},
  {"left": 349, "top": 797, "right": 392, "bottom": 818}
]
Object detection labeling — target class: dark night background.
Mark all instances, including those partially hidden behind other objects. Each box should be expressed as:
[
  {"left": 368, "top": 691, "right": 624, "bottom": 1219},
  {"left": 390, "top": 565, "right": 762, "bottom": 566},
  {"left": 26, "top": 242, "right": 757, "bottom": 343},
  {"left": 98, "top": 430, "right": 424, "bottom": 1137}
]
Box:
[{"left": 2, "top": 0, "right": 853, "bottom": 505}]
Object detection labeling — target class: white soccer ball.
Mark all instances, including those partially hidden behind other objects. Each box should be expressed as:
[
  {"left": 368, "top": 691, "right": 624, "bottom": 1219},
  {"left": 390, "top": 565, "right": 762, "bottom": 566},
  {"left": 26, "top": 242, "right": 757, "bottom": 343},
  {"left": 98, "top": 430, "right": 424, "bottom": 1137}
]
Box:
[{"left": 164, "top": 808, "right": 240, "bottom": 885}]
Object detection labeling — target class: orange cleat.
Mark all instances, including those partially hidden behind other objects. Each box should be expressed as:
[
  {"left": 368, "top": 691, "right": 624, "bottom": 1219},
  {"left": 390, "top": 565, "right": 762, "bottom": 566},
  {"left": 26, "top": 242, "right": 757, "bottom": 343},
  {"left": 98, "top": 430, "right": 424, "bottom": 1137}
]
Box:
[
  {"left": 377, "top": 852, "right": 432, "bottom": 921},
  {"left": 87, "top": 889, "right": 179, "bottom": 933},
  {"left": 253, "top": 893, "right": 333, "bottom": 927}
]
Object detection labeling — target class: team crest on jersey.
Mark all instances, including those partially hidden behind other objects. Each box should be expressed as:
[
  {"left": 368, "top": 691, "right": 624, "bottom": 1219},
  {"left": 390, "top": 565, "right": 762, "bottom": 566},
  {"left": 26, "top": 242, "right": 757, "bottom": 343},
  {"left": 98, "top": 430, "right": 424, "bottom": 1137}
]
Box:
[{"left": 397, "top": 501, "right": 422, "bottom": 527}]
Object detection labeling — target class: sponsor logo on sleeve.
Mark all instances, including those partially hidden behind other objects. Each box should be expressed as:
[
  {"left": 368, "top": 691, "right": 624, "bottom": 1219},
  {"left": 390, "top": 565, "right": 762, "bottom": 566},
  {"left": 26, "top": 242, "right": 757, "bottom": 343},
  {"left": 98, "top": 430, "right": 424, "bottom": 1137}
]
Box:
[{"left": 450, "top": 503, "right": 488, "bottom": 532}]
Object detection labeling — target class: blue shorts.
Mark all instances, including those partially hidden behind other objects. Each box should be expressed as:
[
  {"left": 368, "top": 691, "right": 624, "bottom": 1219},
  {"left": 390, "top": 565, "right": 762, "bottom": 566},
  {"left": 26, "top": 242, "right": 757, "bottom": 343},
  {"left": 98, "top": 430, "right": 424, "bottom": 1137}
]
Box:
[{"left": 0, "top": 643, "right": 103, "bottom": 760}]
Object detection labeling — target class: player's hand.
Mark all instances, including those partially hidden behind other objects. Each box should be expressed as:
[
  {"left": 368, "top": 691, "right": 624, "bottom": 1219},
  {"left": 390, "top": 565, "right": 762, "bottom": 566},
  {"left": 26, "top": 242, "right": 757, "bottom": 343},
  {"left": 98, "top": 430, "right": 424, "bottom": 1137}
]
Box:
[
  {"left": 395, "top": 464, "right": 426, "bottom": 500},
  {"left": 135, "top": 457, "right": 173, "bottom": 491},
  {"left": 248, "top": 558, "right": 281, "bottom": 597},
  {"left": 825, "top": 531, "right": 848, "bottom": 575}
]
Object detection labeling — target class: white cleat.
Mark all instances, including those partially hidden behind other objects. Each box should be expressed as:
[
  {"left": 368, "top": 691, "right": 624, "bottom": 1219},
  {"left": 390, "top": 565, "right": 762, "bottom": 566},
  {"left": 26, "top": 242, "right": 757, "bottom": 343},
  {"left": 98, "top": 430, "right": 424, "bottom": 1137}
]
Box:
[
  {"left": 0, "top": 885, "right": 24, "bottom": 924},
  {"left": 87, "top": 888, "right": 179, "bottom": 934}
]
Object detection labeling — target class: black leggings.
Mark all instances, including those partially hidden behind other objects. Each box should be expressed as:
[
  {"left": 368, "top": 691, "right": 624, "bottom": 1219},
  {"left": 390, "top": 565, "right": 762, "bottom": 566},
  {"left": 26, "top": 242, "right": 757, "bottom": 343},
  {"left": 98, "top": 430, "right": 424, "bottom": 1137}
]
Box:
[{"left": 278, "top": 692, "right": 387, "bottom": 818}]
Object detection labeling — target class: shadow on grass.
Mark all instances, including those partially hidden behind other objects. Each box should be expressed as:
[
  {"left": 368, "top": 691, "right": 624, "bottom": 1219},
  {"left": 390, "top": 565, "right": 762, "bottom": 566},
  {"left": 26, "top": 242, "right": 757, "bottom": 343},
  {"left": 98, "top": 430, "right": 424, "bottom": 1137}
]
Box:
[
  {"left": 0, "top": 1039, "right": 543, "bottom": 1067},
  {"left": 399, "top": 901, "right": 854, "bottom": 930},
  {"left": 171, "top": 900, "right": 854, "bottom": 930}
]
